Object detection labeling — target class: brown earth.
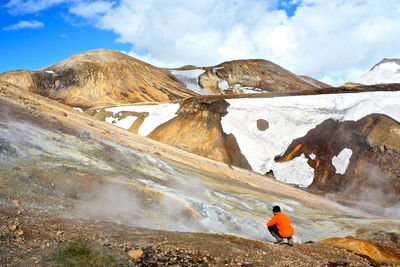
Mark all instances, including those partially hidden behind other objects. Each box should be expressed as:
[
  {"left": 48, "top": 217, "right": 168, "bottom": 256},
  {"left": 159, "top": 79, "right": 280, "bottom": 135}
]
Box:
[
  {"left": 0, "top": 49, "right": 196, "bottom": 109},
  {"left": 275, "top": 114, "right": 400, "bottom": 208},
  {"left": 320, "top": 236, "right": 400, "bottom": 264},
  {"left": 148, "top": 98, "right": 251, "bottom": 169},
  {"left": 2, "top": 205, "right": 399, "bottom": 267},
  {"left": 197, "top": 59, "right": 327, "bottom": 94}
]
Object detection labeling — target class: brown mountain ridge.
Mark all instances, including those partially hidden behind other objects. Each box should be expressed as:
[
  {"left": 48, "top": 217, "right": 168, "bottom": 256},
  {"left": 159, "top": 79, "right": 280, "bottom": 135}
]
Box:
[{"left": 0, "top": 49, "right": 197, "bottom": 109}]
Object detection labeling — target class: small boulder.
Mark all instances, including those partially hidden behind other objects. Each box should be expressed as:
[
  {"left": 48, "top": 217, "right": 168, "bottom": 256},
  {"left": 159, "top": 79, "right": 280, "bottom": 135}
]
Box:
[
  {"left": 128, "top": 249, "right": 144, "bottom": 259},
  {"left": 9, "top": 224, "right": 19, "bottom": 231},
  {"left": 56, "top": 230, "right": 65, "bottom": 235}
]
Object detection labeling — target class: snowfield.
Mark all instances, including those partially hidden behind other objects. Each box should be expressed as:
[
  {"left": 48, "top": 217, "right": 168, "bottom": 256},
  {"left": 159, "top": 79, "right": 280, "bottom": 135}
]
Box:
[
  {"left": 221, "top": 91, "right": 400, "bottom": 186},
  {"left": 100, "top": 91, "right": 400, "bottom": 187}
]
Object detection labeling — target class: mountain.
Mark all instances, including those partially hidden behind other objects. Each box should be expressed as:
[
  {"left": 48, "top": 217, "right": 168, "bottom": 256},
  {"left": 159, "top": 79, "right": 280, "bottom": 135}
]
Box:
[
  {"left": 0, "top": 49, "right": 196, "bottom": 109},
  {"left": 360, "top": 58, "right": 400, "bottom": 85},
  {"left": 170, "top": 59, "right": 331, "bottom": 95},
  {"left": 88, "top": 84, "right": 400, "bottom": 216}
]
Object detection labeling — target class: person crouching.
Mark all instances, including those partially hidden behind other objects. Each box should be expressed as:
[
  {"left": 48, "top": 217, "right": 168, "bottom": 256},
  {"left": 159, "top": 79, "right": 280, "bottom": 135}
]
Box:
[{"left": 266, "top": 205, "right": 294, "bottom": 246}]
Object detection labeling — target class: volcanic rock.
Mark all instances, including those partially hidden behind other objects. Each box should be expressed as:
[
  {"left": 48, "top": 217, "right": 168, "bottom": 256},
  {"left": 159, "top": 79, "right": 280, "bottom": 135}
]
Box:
[
  {"left": 197, "top": 59, "right": 328, "bottom": 94},
  {"left": 147, "top": 98, "right": 251, "bottom": 169},
  {"left": 170, "top": 59, "right": 331, "bottom": 95},
  {"left": 0, "top": 49, "right": 196, "bottom": 109},
  {"left": 321, "top": 236, "right": 400, "bottom": 264},
  {"left": 275, "top": 114, "right": 400, "bottom": 207},
  {"left": 128, "top": 249, "right": 144, "bottom": 259}
]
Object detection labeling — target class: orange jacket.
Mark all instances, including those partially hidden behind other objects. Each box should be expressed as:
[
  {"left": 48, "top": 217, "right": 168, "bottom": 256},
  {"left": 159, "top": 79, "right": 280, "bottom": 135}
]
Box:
[{"left": 266, "top": 212, "right": 294, "bottom": 237}]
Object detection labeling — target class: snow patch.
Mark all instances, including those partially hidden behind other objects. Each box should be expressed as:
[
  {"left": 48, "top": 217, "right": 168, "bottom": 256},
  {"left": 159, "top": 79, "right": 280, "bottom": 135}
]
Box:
[
  {"left": 73, "top": 107, "right": 83, "bottom": 112},
  {"left": 332, "top": 148, "right": 352, "bottom": 174},
  {"left": 309, "top": 153, "right": 316, "bottom": 160},
  {"left": 105, "top": 115, "right": 137, "bottom": 129},
  {"left": 170, "top": 69, "right": 205, "bottom": 95},
  {"left": 273, "top": 154, "right": 315, "bottom": 187},
  {"left": 218, "top": 79, "right": 229, "bottom": 90},
  {"left": 45, "top": 71, "right": 54, "bottom": 74},
  {"left": 104, "top": 104, "right": 179, "bottom": 136}
]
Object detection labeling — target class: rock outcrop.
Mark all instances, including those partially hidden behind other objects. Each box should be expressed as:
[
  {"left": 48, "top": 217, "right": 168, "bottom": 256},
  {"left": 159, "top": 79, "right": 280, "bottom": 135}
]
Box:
[
  {"left": 198, "top": 60, "right": 326, "bottom": 93},
  {"left": 0, "top": 49, "right": 196, "bottom": 109},
  {"left": 275, "top": 114, "right": 400, "bottom": 208},
  {"left": 148, "top": 98, "right": 251, "bottom": 169},
  {"left": 321, "top": 236, "right": 400, "bottom": 264},
  {"left": 171, "top": 59, "right": 331, "bottom": 95}
]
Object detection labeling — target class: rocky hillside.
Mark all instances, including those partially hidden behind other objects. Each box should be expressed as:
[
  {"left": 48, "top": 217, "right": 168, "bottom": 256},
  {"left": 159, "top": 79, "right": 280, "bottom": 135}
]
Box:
[
  {"left": 360, "top": 58, "right": 400, "bottom": 85},
  {"left": 170, "top": 59, "right": 330, "bottom": 95},
  {"left": 0, "top": 49, "right": 196, "bottom": 109}
]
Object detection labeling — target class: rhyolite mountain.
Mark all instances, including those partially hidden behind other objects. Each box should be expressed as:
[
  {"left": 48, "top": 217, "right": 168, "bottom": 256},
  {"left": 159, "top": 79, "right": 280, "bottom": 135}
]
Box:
[
  {"left": 0, "top": 49, "right": 197, "bottom": 109},
  {"left": 170, "top": 59, "right": 330, "bottom": 95},
  {"left": 0, "top": 49, "right": 331, "bottom": 110},
  {"left": 360, "top": 58, "right": 400, "bottom": 85}
]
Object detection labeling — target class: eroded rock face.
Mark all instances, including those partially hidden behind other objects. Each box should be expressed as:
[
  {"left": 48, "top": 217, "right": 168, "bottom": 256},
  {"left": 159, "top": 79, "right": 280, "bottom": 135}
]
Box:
[
  {"left": 0, "top": 49, "right": 196, "bottom": 109},
  {"left": 275, "top": 114, "right": 400, "bottom": 206},
  {"left": 321, "top": 236, "right": 400, "bottom": 264},
  {"left": 197, "top": 60, "right": 329, "bottom": 94},
  {"left": 148, "top": 98, "right": 251, "bottom": 169}
]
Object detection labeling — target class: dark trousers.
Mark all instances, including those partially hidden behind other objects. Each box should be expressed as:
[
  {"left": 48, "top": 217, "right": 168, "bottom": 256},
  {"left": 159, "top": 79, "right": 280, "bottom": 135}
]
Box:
[{"left": 268, "top": 225, "right": 283, "bottom": 238}]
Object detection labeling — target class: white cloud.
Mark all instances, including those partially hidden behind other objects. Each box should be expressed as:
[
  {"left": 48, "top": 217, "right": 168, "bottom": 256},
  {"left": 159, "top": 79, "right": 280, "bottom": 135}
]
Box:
[
  {"left": 65, "top": 0, "right": 400, "bottom": 85},
  {"left": 4, "top": 0, "right": 70, "bottom": 14},
  {"left": 3, "top": 20, "right": 44, "bottom": 30},
  {"left": 69, "top": 1, "right": 115, "bottom": 18},
  {"left": 4, "top": 0, "right": 400, "bottom": 85}
]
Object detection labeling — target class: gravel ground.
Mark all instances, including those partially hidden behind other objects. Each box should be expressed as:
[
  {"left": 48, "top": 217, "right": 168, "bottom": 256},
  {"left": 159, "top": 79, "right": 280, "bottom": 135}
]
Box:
[{"left": 1, "top": 205, "right": 396, "bottom": 267}]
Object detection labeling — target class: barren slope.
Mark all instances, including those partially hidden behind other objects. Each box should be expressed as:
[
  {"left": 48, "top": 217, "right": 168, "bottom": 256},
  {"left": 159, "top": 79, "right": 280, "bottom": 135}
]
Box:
[{"left": 0, "top": 49, "right": 196, "bottom": 109}]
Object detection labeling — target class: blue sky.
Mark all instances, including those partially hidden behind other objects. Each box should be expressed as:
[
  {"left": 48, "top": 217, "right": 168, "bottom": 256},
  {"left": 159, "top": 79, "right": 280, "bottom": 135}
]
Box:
[
  {"left": 1, "top": 0, "right": 400, "bottom": 85},
  {"left": 0, "top": 2, "right": 130, "bottom": 72}
]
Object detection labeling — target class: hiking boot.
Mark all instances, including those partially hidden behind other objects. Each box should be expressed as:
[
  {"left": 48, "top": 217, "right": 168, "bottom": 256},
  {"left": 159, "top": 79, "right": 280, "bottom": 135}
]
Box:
[
  {"left": 274, "top": 237, "right": 284, "bottom": 244},
  {"left": 287, "top": 237, "right": 294, "bottom": 246}
]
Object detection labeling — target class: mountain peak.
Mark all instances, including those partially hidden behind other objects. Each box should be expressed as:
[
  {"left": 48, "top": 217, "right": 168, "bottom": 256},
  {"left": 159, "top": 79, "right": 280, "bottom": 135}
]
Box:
[
  {"left": 360, "top": 58, "right": 400, "bottom": 85},
  {"left": 370, "top": 58, "right": 400, "bottom": 71}
]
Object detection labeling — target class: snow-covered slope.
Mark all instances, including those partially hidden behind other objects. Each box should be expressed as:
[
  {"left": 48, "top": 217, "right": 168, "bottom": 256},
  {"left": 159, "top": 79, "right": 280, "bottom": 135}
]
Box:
[
  {"left": 360, "top": 58, "right": 400, "bottom": 85},
  {"left": 222, "top": 91, "right": 400, "bottom": 186},
  {"left": 92, "top": 91, "right": 400, "bottom": 188},
  {"left": 169, "top": 69, "right": 206, "bottom": 95}
]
